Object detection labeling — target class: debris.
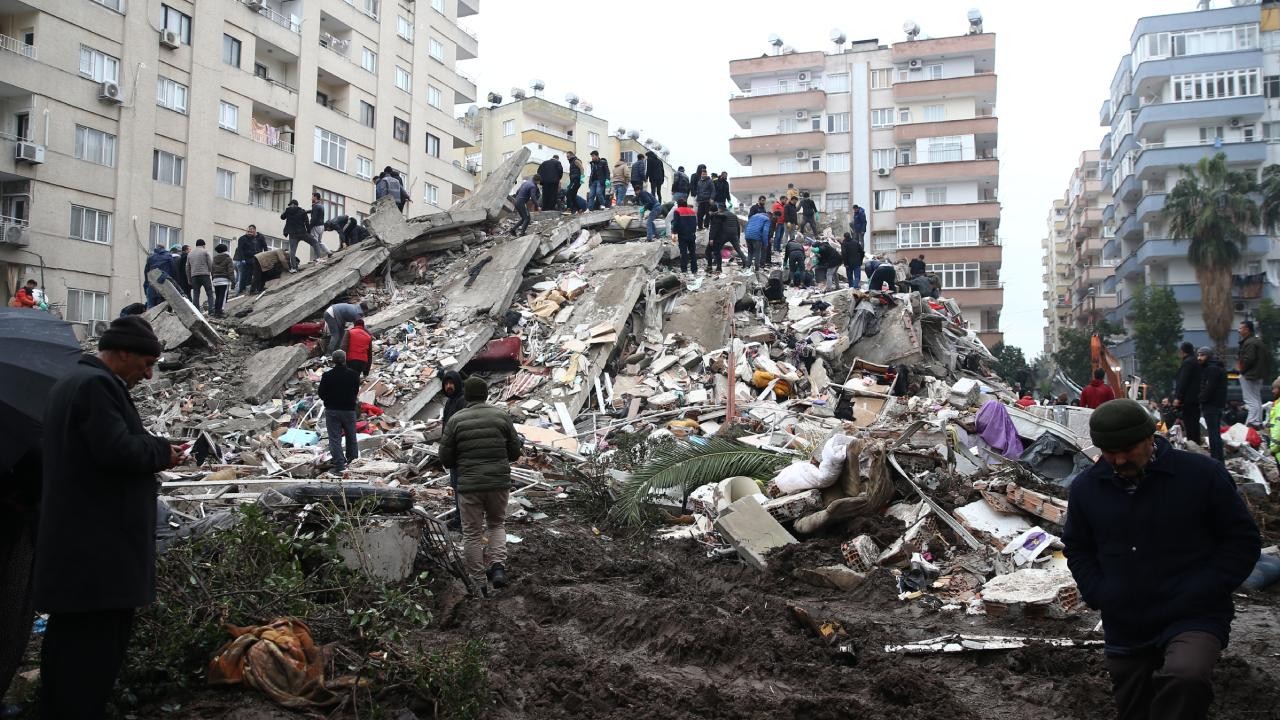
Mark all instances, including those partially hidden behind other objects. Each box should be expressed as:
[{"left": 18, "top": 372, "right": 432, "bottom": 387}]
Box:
[
  {"left": 336, "top": 515, "right": 422, "bottom": 582},
  {"left": 713, "top": 495, "right": 797, "bottom": 571},
  {"left": 980, "top": 568, "right": 1081, "bottom": 617},
  {"left": 884, "top": 634, "right": 1103, "bottom": 654},
  {"left": 146, "top": 270, "right": 222, "bottom": 346},
  {"left": 794, "top": 564, "right": 867, "bottom": 591},
  {"left": 241, "top": 345, "right": 308, "bottom": 404}
]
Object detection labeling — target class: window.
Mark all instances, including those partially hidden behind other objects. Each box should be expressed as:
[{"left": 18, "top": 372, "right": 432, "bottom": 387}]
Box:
[
  {"left": 778, "top": 158, "right": 797, "bottom": 173},
  {"left": 873, "top": 189, "right": 896, "bottom": 211},
  {"left": 811, "top": 115, "right": 823, "bottom": 131},
  {"left": 1172, "top": 68, "right": 1260, "bottom": 102},
  {"left": 427, "top": 85, "right": 442, "bottom": 108},
  {"left": 356, "top": 156, "right": 373, "bottom": 179},
  {"left": 359, "top": 101, "right": 375, "bottom": 128},
  {"left": 314, "top": 128, "right": 347, "bottom": 171},
  {"left": 1243, "top": 126, "right": 1255, "bottom": 142},
  {"left": 923, "top": 104, "right": 945, "bottom": 122},
  {"left": 1267, "top": 75, "right": 1280, "bottom": 99},
  {"left": 896, "top": 220, "right": 979, "bottom": 248},
  {"left": 826, "top": 152, "right": 850, "bottom": 172},
  {"left": 825, "top": 112, "right": 849, "bottom": 133},
  {"left": 393, "top": 117, "right": 409, "bottom": 143},
  {"left": 361, "top": 47, "right": 377, "bottom": 73},
  {"left": 871, "top": 108, "right": 894, "bottom": 128},
  {"left": 70, "top": 205, "right": 112, "bottom": 244},
  {"left": 78, "top": 46, "right": 119, "bottom": 83},
  {"left": 222, "top": 34, "right": 241, "bottom": 67},
  {"left": 1133, "top": 23, "right": 1259, "bottom": 64},
  {"left": 825, "top": 192, "right": 850, "bottom": 212},
  {"left": 898, "top": 107, "right": 911, "bottom": 123},
  {"left": 161, "top": 5, "right": 192, "bottom": 44},
  {"left": 587, "top": 131, "right": 600, "bottom": 148},
  {"left": 811, "top": 155, "right": 822, "bottom": 171},
  {"left": 899, "top": 146, "right": 913, "bottom": 166},
  {"left": 397, "top": 15, "right": 414, "bottom": 41},
  {"left": 150, "top": 222, "right": 181, "bottom": 248},
  {"left": 152, "top": 150, "right": 185, "bottom": 185},
  {"left": 14, "top": 112, "right": 29, "bottom": 141},
  {"left": 216, "top": 168, "right": 236, "bottom": 199},
  {"left": 870, "top": 68, "right": 892, "bottom": 89},
  {"left": 156, "top": 76, "right": 188, "bottom": 113},
  {"left": 313, "top": 188, "right": 345, "bottom": 220},
  {"left": 925, "top": 63, "right": 943, "bottom": 80},
  {"left": 74, "top": 125, "right": 116, "bottom": 166},
  {"left": 395, "top": 66, "right": 411, "bottom": 92},
  {"left": 426, "top": 182, "right": 439, "bottom": 205},
  {"left": 928, "top": 262, "right": 980, "bottom": 289},
  {"left": 1264, "top": 122, "right": 1280, "bottom": 141},
  {"left": 872, "top": 148, "right": 896, "bottom": 170},
  {"left": 925, "top": 186, "right": 947, "bottom": 204},
  {"left": 503, "top": 119, "right": 515, "bottom": 136},
  {"left": 777, "top": 117, "right": 798, "bottom": 134},
  {"left": 218, "top": 101, "right": 239, "bottom": 131},
  {"left": 66, "top": 289, "right": 108, "bottom": 325},
  {"left": 429, "top": 37, "right": 444, "bottom": 60},
  {"left": 1199, "top": 126, "right": 1224, "bottom": 144},
  {"left": 426, "top": 132, "right": 440, "bottom": 157},
  {"left": 826, "top": 73, "right": 850, "bottom": 93},
  {"left": 925, "top": 135, "right": 964, "bottom": 162},
  {"left": 91, "top": 0, "right": 123, "bottom": 11},
  {"left": 432, "top": 0, "right": 444, "bottom": 10}
]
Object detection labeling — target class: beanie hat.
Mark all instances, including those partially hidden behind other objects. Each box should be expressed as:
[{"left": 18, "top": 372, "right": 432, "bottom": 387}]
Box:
[
  {"left": 1197, "top": 346, "right": 1213, "bottom": 356},
  {"left": 98, "top": 316, "right": 163, "bottom": 357},
  {"left": 463, "top": 376, "right": 488, "bottom": 401},
  {"left": 1089, "top": 399, "right": 1156, "bottom": 451}
]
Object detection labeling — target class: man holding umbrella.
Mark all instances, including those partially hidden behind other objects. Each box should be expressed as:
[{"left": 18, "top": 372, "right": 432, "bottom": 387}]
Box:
[{"left": 34, "top": 316, "right": 180, "bottom": 717}]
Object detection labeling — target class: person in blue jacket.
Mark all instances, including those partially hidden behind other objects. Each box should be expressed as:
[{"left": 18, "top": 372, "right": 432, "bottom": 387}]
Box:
[
  {"left": 143, "top": 246, "right": 177, "bottom": 308},
  {"left": 743, "top": 210, "right": 774, "bottom": 271}
]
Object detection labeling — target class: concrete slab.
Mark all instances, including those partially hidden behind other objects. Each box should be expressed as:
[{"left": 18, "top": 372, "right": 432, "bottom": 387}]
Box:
[
  {"left": 451, "top": 147, "right": 530, "bottom": 221},
  {"left": 236, "top": 242, "right": 389, "bottom": 338},
  {"left": 241, "top": 344, "right": 308, "bottom": 403},
  {"left": 535, "top": 208, "right": 622, "bottom": 260},
  {"left": 337, "top": 515, "right": 422, "bottom": 582},
  {"left": 143, "top": 302, "right": 192, "bottom": 350},
  {"left": 713, "top": 495, "right": 797, "bottom": 572},
  {"left": 146, "top": 270, "right": 222, "bottom": 346},
  {"left": 665, "top": 284, "right": 737, "bottom": 350},
  {"left": 364, "top": 292, "right": 439, "bottom": 336}
]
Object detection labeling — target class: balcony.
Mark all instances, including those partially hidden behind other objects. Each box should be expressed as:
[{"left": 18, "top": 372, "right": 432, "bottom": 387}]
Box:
[
  {"left": 732, "top": 170, "right": 826, "bottom": 195},
  {"left": 458, "top": 0, "right": 478, "bottom": 16},
  {"left": 521, "top": 128, "right": 573, "bottom": 154},
  {"left": 1134, "top": 192, "right": 1166, "bottom": 222},
  {"left": 894, "top": 201, "right": 1000, "bottom": 223},
  {"left": 1131, "top": 49, "right": 1263, "bottom": 99},
  {"left": 1099, "top": 98, "right": 1112, "bottom": 127},
  {"left": 893, "top": 157, "right": 998, "bottom": 185},
  {"left": 1081, "top": 237, "right": 1105, "bottom": 256},
  {"left": 729, "top": 130, "right": 825, "bottom": 163},
  {"left": 1114, "top": 235, "right": 1272, "bottom": 278},
  {"left": 977, "top": 331, "right": 1004, "bottom": 349},
  {"left": 892, "top": 72, "right": 997, "bottom": 104},
  {"left": 905, "top": 241, "right": 1002, "bottom": 265},
  {"left": 240, "top": 0, "right": 301, "bottom": 52},
  {"left": 892, "top": 33, "right": 995, "bottom": 63},
  {"left": 1136, "top": 140, "right": 1266, "bottom": 180},
  {"left": 1134, "top": 95, "right": 1264, "bottom": 143},
  {"left": 729, "top": 89, "right": 825, "bottom": 128},
  {"left": 729, "top": 51, "right": 826, "bottom": 89},
  {"left": 944, "top": 282, "right": 1004, "bottom": 308},
  {"left": 1079, "top": 265, "right": 1113, "bottom": 284},
  {"left": 893, "top": 114, "right": 997, "bottom": 144},
  {"left": 0, "top": 32, "right": 36, "bottom": 61}
]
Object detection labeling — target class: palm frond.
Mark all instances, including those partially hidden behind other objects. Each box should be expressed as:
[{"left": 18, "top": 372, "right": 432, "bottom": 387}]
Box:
[{"left": 607, "top": 438, "right": 793, "bottom": 529}]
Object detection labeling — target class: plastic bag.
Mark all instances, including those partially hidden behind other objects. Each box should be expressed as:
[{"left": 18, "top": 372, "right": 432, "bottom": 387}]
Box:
[
  {"left": 818, "top": 433, "right": 853, "bottom": 478},
  {"left": 773, "top": 460, "right": 834, "bottom": 495}
]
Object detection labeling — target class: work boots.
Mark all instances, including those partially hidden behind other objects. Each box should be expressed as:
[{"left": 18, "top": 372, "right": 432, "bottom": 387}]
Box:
[{"left": 487, "top": 563, "right": 508, "bottom": 589}]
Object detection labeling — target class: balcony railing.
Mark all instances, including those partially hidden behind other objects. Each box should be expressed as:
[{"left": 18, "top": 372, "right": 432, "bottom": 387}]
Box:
[
  {"left": 319, "top": 35, "right": 351, "bottom": 57},
  {"left": 733, "top": 83, "right": 824, "bottom": 99},
  {"left": 250, "top": 121, "right": 294, "bottom": 153},
  {"left": 0, "top": 215, "right": 30, "bottom": 233},
  {"left": 0, "top": 33, "right": 36, "bottom": 60},
  {"left": 252, "top": 3, "right": 301, "bottom": 34},
  {"left": 457, "top": 22, "right": 478, "bottom": 41},
  {"left": 530, "top": 123, "right": 570, "bottom": 139}
]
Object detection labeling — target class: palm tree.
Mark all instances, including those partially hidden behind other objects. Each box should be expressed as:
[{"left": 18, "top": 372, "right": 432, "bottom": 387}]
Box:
[
  {"left": 1163, "top": 152, "right": 1259, "bottom": 354},
  {"left": 1260, "top": 163, "right": 1280, "bottom": 230}
]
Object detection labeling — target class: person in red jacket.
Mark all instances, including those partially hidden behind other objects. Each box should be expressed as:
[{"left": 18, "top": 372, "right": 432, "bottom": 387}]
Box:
[
  {"left": 344, "top": 318, "right": 373, "bottom": 377},
  {"left": 10, "top": 279, "right": 37, "bottom": 308},
  {"left": 1015, "top": 392, "right": 1037, "bottom": 408},
  {"left": 1080, "top": 367, "right": 1116, "bottom": 409}
]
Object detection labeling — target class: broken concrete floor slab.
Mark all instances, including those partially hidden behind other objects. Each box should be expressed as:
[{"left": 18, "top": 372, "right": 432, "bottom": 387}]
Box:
[
  {"left": 713, "top": 495, "right": 797, "bottom": 571},
  {"left": 337, "top": 515, "right": 422, "bottom": 582},
  {"left": 241, "top": 344, "right": 308, "bottom": 404},
  {"left": 237, "top": 243, "right": 390, "bottom": 339},
  {"left": 450, "top": 147, "right": 531, "bottom": 222},
  {"left": 146, "top": 270, "right": 222, "bottom": 347}
]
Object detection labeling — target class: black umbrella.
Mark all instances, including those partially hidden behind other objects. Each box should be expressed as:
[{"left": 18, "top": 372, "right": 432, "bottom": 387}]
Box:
[{"left": 0, "top": 308, "right": 84, "bottom": 473}]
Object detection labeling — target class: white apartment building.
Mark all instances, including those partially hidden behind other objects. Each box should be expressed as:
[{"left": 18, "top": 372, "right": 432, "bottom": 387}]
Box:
[
  {"left": 727, "top": 26, "right": 1004, "bottom": 347},
  {"left": 1042, "top": 198, "right": 1072, "bottom": 357},
  {"left": 0, "top": 0, "right": 479, "bottom": 333}
]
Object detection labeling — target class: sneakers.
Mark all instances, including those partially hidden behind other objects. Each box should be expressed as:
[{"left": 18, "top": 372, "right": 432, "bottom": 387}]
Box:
[
  {"left": 487, "top": 563, "right": 508, "bottom": 589},
  {"left": 288, "top": 268, "right": 298, "bottom": 274}
]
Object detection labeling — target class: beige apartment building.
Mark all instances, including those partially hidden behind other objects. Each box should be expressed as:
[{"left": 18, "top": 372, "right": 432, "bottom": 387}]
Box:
[
  {"left": 0, "top": 0, "right": 479, "bottom": 332},
  {"left": 727, "top": 22, "right": 1003, "bottom": 347},
  {"left": 1041, "top": 198, "right": 1073, "bottom": 357}
]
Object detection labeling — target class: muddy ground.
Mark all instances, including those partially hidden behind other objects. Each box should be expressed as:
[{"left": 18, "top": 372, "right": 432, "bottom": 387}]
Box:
[{"left": 139, "top": 499, "right": 1280, "bottom": 720}]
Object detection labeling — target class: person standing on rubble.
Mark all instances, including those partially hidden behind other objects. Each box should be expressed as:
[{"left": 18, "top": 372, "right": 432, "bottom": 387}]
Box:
[
  {"left": 319, "top": 350, "right": 361, "bottom": 474},
  {"left": 646, "top": 151, "right": 665, "bottom": 203},
  {"left": 344, "top": 318, "right": 373, "bottom": 377},
  {"left": 611, "top": 156, "right": 630, "bottom": 207},
  {"left": 744, "top": 208, "right": 772, "bottom": 271},
  {"left": 814, "top": 239, "right": 843, "bottom": 291},
  {"left": 440, "top": 370, "right": 468, "bottom": 529},
  {"left": 668, "top": 198, "right": 699, "bottom": 275},
  {"left": 210, "top": 243, "right": 234, "bottom": 318},
  {"left": 586, "top": 151, "right": 608, "bottom": 210},
  {"left": 798, "top": 192, "right": 819, "bottom": 236},
  {"left": 670, "top": 166, "right": 690, "bottom": 204},
  {"left": 713, "top": 172, "right": 731, "bottom": 212},
  {"left": 1063, "top": 398, "right": 1260, "bottom": 720},
  {"left": 851, "top": 204, "right": 868, "bottom": 245},
  {"left": 704, "top": 203, "right": 734, "bottom": 276},
  {"left": 842, "top": 231, "right": 864, "bottom": 289},
  {"left": 511, "top": 176, "right": 539, "bottom": 236},
  {"left": 1173, "top": 342, "right": 1203, "bottom": 446},
  {"left": 1081, "top": 368, "right": 1116, "bottom": 409},
  {"left": 692, "top": 167, "right": 715, "bottom": 231},
  {"left": 909, "top": 253, "right": 926, "bottom": 278},
  {"left": 280, "top": 199, "right": 311, "bottom": 273},
  {"left": 306, "top": 192, "right": 333, "bottom": 265},
  {"left": 173, "top": 245, "right": 191, "bottom": 299},
  {"left": 564, "top": 152, "right": 583, "bottom": 215},
  {"left": 187, "top": 239, "right": 214, "bottom": 313},
  {"left": 1198, "top": 347, "right": 1228, "bottom": 462},
  {"left": 143, "top": 246, "right": 177, "bottom": 308},
  {"left": 234, "top": 225, "right": 267, "bottom": 295},
  {"left": 783, "top": 196, "right": 800, "bottom": 243},
  {"left": 35, "top": 316, "right": 180, "bottom": 719},
  {"left": 324, "top": 300, "right": 369, "bottom": 356},
  {"left": 537, "top": 155, "right": 563, "bottom": 212},
  {"left": 1237, "top": 320, "right": 1272, "bottom": 427},
  {"left": 439, "top": 376, "right": 522, "bottom": 592},
  {"left": 630, "top": 153, "right": 647, "bottom": 197},
  {"left": 375, "top": 167, "right": 410, "bottom": 211},
  {"left": 636, "top": 188, "right": 660, "bottom": 240}
]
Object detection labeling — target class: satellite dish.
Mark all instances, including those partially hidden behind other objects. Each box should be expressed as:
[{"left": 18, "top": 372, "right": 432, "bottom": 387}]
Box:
[
  {"left": 565, "top": 92, "right": 579, "bottom": 106},
  {"left": 768, "top": 34, "right": 783, "bottom": 46},
  {"left": 486, "top": 92, "right": 503, "bottom": 105},
  {"left": 581, "top": 102, "right": 593, "bottom": 112},
  {"left": 660, "top": 150, "right": 670, "bottom": 158},
  {"left": 967, "top": 8, "right": 983, "bottom": 33},
  {"left": 464, "top": 105, "right": 479, "bottom": 118},
  {"left": 615, "top": 127, "right": 627, "bottom": 136},
  {"left": 781, "top": 45, "right": 795, "bottom": 54},
  {"left": 830, "top": 28, "right": 847, "bottom": 46},
  {"left": 653, "top": 142, "right": 663, "bottom": 151},
  {"left": 643, "top": 137, "right": 654, "bottom": 145},
  {"left": 529, "top": 78, "right": 545, "bottom": 93},
  {"left": 511, "top": 87, "right": 526, "bottom": 99},
  {"left": 904, "top": 20, "right": 921, "bottom": 39},
  {"left": 626, "top": 129, "right": 640, "bottom": 139}
]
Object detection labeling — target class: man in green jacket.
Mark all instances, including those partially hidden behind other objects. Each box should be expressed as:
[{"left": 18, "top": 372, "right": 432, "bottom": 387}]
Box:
[
  {"left": 1237, "top": 320, "right": 1273, "bottom": 427},
  {"left": 439, "top": 377, "right": 522, "bottom": 591}
]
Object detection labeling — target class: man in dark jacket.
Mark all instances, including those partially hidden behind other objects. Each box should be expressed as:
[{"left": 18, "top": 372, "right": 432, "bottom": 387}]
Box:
[
  {"left": 705, "top": 204, "right": 745, "bottom": 274},
  {"left": 866, "top": 258, "right": 896, "bottom": 292},
  {"left": 1198, "top": 347, "right": 1228, "bottom": 462},
  {"left": 646, "top": 151, "right": 665, "bottom": 203},
  {"left": 439, "top": 377, "right": 522, "bottom": 591},
  {"left": 564, "top": 152, "right": 583, "bottom": 214},
  {"left": 375, "top": 167, "right": 410, "bottom": 211},
  {"left": 1173, "top": 342, "right": 1203, "bottom": 445},
  {"left": 667, "top": 199, "right": 699, "bottom": 274},
  {"left": 172, "top": 245, "right": 191, "bottom": 298},
  {"left": 815, "top": 241, "right": 843, "bottom": 291},
  {"left": 1237, "top": 320, "right": 1271, "bottom": 426},
  {"left": 842, "top": 232, "right": 864, "bottom": 289},
  {"left": 35, "top": 316, "right": 179, "bottom": 718},
  {"left": 785, "top": 237, "right": 808, "bottom": 287},
  {"left": 713, "top": 172, "right": 730, "bottom": 212},
  {"left": 143, "top": 246, "right": 177, "bottom": 307},
  {"left": 280, "top": 199, "right": 314, "bottom": 273},
  {"left": 234, "top": 225, "right": 268, "bottom": 294},
  {"left": 537, "top": 155, "right": 563, "bottom": 211},
  {"left": 630, "top": 153, "right": 647, "bottom": 195},
  {"left": 306, "top": 192, "right": 333, "bottom": 264},
  {"left": 1063, "top": 399, "right": 1259, "bottom": 720},
  {"left": 318, "top": 350, "right": 361, "bottom": 473},
  {"left": 851, "top": 204, "right": 868, "bottom": 243},
  {"left": 511, "top": 177, "right": 539, "bottom": 236},
  {"left": 749, "top": 195, "right": 767, "bottom": 218},
  {"left": 586, "top": 151, "right": 609, "bottom": 210},
  {"left": 908, "top": 254, "right": 926, "bottom": 277},
  {"left": 798, "top": 192, "right": 819, "bottom": 235},
  {"left": 693, "top": 168, "right": 715, "bottom": 230},
  {"left": 635, "top": 189, "right": 660, "bottom": 240},
  {"left": 325, "top": 214, "right": 370, "bottom": 248},
  {"left": 441, "top": 369, "right": 467, "bottom": 528},
  {"left": 670, "top": 166, "right": 691, "bottom": 204}
]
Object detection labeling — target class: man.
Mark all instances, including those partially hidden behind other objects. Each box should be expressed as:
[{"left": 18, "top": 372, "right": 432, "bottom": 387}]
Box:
[
  {"left": 693, "top": 167, "right": 715, "bottom": 230},
  {"left": 636, "top": 189, "right": 660, "bottom": 240},
  {"left": 439, "top": 376, "right": 522, "bottom": 592},
  {"left": 280, "top": 199, "right": 311, "bottom": 273},
  {"left": 375, "top": 167, "right": 409, "bottom": 211},
  {"left": 535, "top": 155, "right": 562, "bottom": 212},
  {"left": 511, "top": 176, "right": 539, "bottom": 236},
  {"left": 611, "top": 156, "right": 630, "bottom": 207},
  {"left": 564, "top": 152, "right": 583, "bottom": 214},
  {"left": 307, "top": 192, "right": 332, "bottom": 264},
  {"left": 814, "top": 239, "right": 843, "bottom": 291},
  {"left": 1159, "top": 397, "right": 1178, "bottom": 429},
  {"left": 324, "top": 300, "right": 368, "bottom": 355},
  {"left": 10, "top": 279, "right": 37, "bottom": 308},
  {"left": 713, "top": 171, "right": 731, "bottom": 213},
  {"left": 1063, "top": 399, "right": 1260, "bottom": 720},
  {"left": 842, "top": 232, "right": 864, "bottom": 289},
  {"left": 909, "top": 253, "right": 926, "bottom": 278},
  {"left": 630, "top": 153, "right": 647, "bottom": 195},
  {"left": 1173, "top": 342, "right": 1203, "bottom": 445},
  {"left": 586, "top": 151, "right": 609, "bottom": 210},
  {"left": 318, "top": 350, "right": 360, "bottom": 473},
  {"left": 866, "top": 257, "right": 896, "bottom": 292},
  {"left": 744, "top": 209, "right": 773, "bottom": 271},
  {"left": 35, "top": 316, "right": 180, "bottom": 718},
  {"left": 748, "top": 195, "right": 767, "bottom": 218},
  {"left": 234, "top": 225, "right": 268, "bottom": 294},
  {"left": 172, "top": 245, "right": 191, "bottom": 298},
  {"left": 324, "top": 214, "right": 370, "bottom": 249},
  {"left": 670, "top": 166, "right": 691, "bottom": 204},
  {"left": 667, "top": 198, "right": 699, "bottom": 274},
  {"left": 250, "top": 247, "right": 289, "bottom": 293},
  {"left": 1199, "top": 347, "right": 1228, "bottom": 462},
  {"left": 798, "top": 192, "right": 819, "bottom": 236},
  {"left": 440, "top": 370, "right": 468, "bottom": 529},
  {"left": 706, "top": 203, "right": 745, "bottom": 274},
  {"left": 143, "top": 247, "right": 177, "bottom": 308},
  {"left": 647, "top": 151, "right": 665, "bottom": 203},
  {"left": 1015, "top": 391, "right": 1037, "bottom": 408},
  {"left": 770, "top": 196, "right": 787, "bottom": 251},
  {"left": 1081, "top": 367, "right": 1116, "bottom": 409},
  {"left": 785, "top": 236, "right": 808, "bottom": 287},
  {"left": 1238, "top": 320, "right": 1272, "bottom": 427},
  {"left": 783, "top": 196, "right": 799, "bottom": 241},
  {"left": 851, "top": 204, "right": 868, "bottom": 245},
  {"left": 186, "top": 238, "right": 213, "bottom": 313},
  {"left": 344, "top": 318, "right": 373, "bottom": 377}
]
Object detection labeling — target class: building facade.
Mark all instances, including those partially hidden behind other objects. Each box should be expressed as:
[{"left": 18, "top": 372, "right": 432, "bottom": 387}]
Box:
[
  {"left": 1042, "top": 198, "right": 1073, "bottom": 358},
  {"left": 727, "top": 27, "right": 1003, "bottom": 347},
  {"left": 0, "top": 0, "right": 479, "bottom": 332}
]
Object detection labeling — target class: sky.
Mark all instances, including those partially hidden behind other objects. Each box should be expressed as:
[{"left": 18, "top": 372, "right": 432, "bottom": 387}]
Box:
[{"left": 465, "top": 0, "right": 1188, "bottom": 358}]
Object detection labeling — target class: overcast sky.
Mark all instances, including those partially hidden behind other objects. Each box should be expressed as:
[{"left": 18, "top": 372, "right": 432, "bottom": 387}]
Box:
[{"left": 465, "top": 0, "right": 1186, "bottom": 358}]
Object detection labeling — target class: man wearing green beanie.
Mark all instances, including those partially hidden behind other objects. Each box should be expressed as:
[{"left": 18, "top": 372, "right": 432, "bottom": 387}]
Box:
[
  {"left": 438, "top": 376, "right": 522, "bottom": 592},
  {"left": 1063, "top": 398, "right": 1261, "bottom": 720}
]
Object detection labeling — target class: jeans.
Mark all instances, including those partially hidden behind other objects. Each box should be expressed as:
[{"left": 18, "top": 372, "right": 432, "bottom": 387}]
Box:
[
  {"left": 324, "top": 310, "right": 346, "bottom": 355},
  {"left": 41, "top": 609, "right": 135, "bottom": 720},
  {"left": 1105, "top": 631, "right": 1220, "bottom": 720},
  {"left": 586, "top": 181, "right": 605, "bottom": 210},
  {"left": 819, "top": 267, "right": 836, "bottom": 291},
  {"left": 846, "top": 263, "right": 861, "bottom": 289},
  {"left": 645, "top": 212, "right": 659, "bottom": 240},
  {"left": 348, "top": 359, "right": 368, "bottom": 376},
  {"left": 235, "top": 259, "right": 251, "bottom": 293},
  {"left": 325, "top": 409, "right": 358, "bottom": 471},
  {"left": 145, "top": 284, "right": 162, "bottom": 308},
  {"left": 513, "top": 203, "right": 532, "bottom": 236},
  {"left": 288, "top": 232, "right": 322, "bottom": 270},
  {"left": 459, "top": 488, "right": 510, "bottom": 584},
  {"left": 747, "top": 238, "right": 765, "bottom": 269},
  {"left": 189, "top": 274, "right": 213, "bottom": 312},
  {"left": 772, "top": 222, "right": 786, "bottom": 251},
  {"left": 614, "top": 184, "right": 626, "bottom": 207},
  {"left": 1241, "top": 376, "right": 1264, "bottom": 425},
  {"left": 677, "top": 235, "right": 697, "bottom": 273},
  {"left": 213, "top": 282, "right": 229, "bottom": 316},
  {"left": 653, "top": 183, "right": 663, "bottom": 203},
  {"left": 565, "top": 180, "right": 581, "bottom": 211},
  {"left": 1202, "top": 405, "right": 1224, "bottom": 461}
]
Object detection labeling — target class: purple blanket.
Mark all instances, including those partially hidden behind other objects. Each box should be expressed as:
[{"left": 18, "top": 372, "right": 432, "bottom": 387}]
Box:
[{"left": 975, "top": 400, "right": 1024, "bottom": 458}]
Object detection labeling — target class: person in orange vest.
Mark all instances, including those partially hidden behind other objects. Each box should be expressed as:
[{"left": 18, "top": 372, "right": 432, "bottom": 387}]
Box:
[
  {"left": 10, "top": 279, "right": 37, "bottom": 308},
  {"left": 344, "top": 318, "right": 373, "bottom": 378}
]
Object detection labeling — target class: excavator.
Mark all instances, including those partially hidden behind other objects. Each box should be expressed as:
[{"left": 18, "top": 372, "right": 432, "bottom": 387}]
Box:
[{"left": 1091, "top": 334, "right": 1135, "bottom": 400}]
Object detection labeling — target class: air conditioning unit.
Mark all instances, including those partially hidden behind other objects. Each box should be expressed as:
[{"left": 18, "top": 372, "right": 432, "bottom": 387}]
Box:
[
  {"left": 244, "top": 0, "right": 267, "bottom": 10},
  {"left": 796, "top": 150, "right": 809, "bottom": 159},
  {"left": 253, "top": 174, "right": 273, "bottom": 190},
  {"left": 908, "top": 59, "right": 922, "bottom": 70},
  {"left": 159, "top": 29, "right": 180, "bottom": 49},
  {"left": 797, "top": 71, "right": 810, "bottom": 82},
  {"left": 99, "top": 81, "right": 122, "bottom": 104},
  {"left": 1, "top": 224, "right": 30, "bottom": 247},
  {"left": 1230, "top": 117, "right": 1241, "bottom": 128},
  {"left": 877, "top": 167, "right": 890, "bottom": 177},
  {"left": 795, "top": 110, "right": 808, "bottom": 119},
  {"left": 14, "top": 141, "right": 45, "bottom": 164}
]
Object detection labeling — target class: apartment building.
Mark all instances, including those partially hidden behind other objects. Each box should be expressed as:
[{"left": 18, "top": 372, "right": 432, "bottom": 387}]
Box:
[
  {"left": 727, "top": 23, "right": 1003, "bottom": 347},
  {"left": 1041, "top": 198, "right": 1073, "bottom": 357},
  {"left": 0, "top": 0, "right": 479, "bottom": 333},
  {"left": 1100, "top": 2, "right": 1280, "bottom": 373}
]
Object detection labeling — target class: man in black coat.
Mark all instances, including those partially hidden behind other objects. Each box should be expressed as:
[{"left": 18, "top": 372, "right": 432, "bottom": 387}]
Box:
[
  {"left": 646, "top": 151, "right": 665, "bottom": 203},
  {"left": 586, "top": 151, "right": 609, "bottom": 210},
  {"left": 1198, "top": 347, "right": 1228, "bottom": 462},
  {"left": 537, "top": 155, "right": 564, "bottom": 212},
  {"left": 441, "top": 369, "right": 468, "bottom": 528},
  {"left": 1063, "top": 399, "right": 1259, "bottom": 720},
  {"left": 1172, "top": 342, "right": 1203, "bottom": 445},
  {"left": 35, "top": 316, "right": 178, "bottom": 718},
  {"left": 234, "top": 224, "right": 268, "bottom": 294},
  {"left": 564, "top": 153, "right": 583, "bottom": 215}
]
